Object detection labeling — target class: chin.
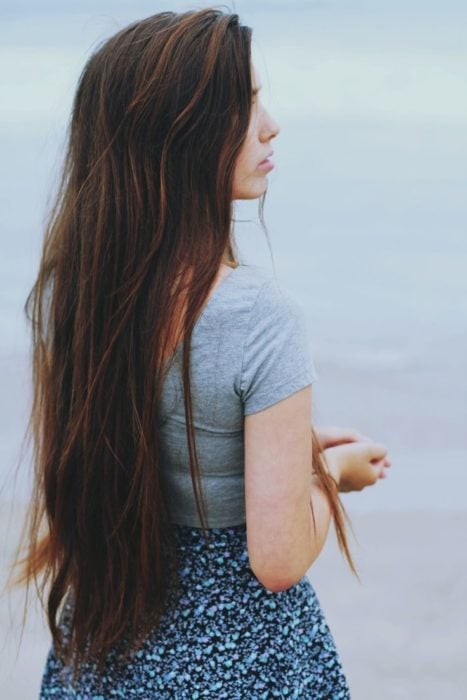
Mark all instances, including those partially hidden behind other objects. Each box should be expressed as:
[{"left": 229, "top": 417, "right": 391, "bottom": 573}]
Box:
[{"left": 234, "top": 181, "right": 268, "bottom": 200}]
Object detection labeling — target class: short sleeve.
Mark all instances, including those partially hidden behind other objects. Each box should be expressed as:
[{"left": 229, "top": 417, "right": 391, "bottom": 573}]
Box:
[{"left": 240, "top": 278, "right": 319, "bottom": 416}]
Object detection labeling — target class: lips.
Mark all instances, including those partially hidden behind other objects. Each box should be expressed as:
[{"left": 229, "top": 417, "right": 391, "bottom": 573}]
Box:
[{"left": 258, "top": 151, "right": 274, "bottom": 166}]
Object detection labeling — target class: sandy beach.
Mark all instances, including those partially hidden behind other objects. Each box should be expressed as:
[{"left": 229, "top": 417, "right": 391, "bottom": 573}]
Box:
[{"left": 1, "top": 504, "right": 466, "bottom": 699}]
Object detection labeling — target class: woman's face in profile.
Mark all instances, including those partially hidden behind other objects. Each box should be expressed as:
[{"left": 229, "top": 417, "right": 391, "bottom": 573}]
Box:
[{"left": 232, "top": 66, "right": 280, "bottom": 200}]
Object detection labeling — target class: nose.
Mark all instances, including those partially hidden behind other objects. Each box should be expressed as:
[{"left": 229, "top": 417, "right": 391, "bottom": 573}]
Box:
[{"left": 260, "top": 108, "right": 280, "bottom": 142}]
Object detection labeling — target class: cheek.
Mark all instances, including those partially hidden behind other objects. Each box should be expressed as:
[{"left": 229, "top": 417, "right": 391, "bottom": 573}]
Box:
[
  {"left": 233, "top": 150, "right": 250, "bottom": 187},
  {"left": 236, "top": 138, "right": 257, "bottom": 180}
]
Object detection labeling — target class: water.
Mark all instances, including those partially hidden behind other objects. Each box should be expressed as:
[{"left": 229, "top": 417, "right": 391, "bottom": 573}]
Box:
[{"left": 1, "top": 1, "right": 466, "bottom": 509}]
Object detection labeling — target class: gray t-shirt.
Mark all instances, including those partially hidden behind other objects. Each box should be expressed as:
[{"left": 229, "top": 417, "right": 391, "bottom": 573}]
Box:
[{"left": 159, "top": 263, "right": 319, "bottom": 528}]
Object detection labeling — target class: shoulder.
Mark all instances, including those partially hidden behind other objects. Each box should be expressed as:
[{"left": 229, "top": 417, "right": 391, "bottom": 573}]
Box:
[
  {"left": 240, "top": 265, "right": 307, "bottom": 332},
  {"left": 210, "top": 263, "right": 279, "bottom": 323},
  {"left": 209, "top": 263, "right": 309, "bottom": 344},
  {"left": 232, "top": 264, "right": 299, "bottom": 308},
  {"left": 234, "top": 265, "right": 311, "bottom": 360},
  {"left": 237, "top": 267, "right": 317, "bottom": 415}
]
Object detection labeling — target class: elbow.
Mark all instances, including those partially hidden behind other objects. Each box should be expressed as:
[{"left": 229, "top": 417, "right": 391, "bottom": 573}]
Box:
[
  {"left": 249, "top": 556, "right": 315, "bottom": 593},
  {"left": 255, "top": 574, "right": 299, "bottom": 593},
  {"left": 247, "top": 510, "right": 323, "bottom": 592}
]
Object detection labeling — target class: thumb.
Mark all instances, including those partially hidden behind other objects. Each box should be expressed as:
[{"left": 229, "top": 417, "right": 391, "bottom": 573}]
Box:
[{"left": 365, "top": 441, "right": 388, "bottom": 463}]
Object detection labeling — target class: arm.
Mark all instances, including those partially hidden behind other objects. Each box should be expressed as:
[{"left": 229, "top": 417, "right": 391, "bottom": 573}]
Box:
[
  {"left": 314, "top": 424, "right": 366, "bottom": 451},
  {"left": 314, "top": 425, "right": 392, "bottom": 470},
  {"left": 241, "top": 279, "right": 337, "bottom": 590},
  {"left": 245, "top": 385, "right": 333, "bottom": 592}
]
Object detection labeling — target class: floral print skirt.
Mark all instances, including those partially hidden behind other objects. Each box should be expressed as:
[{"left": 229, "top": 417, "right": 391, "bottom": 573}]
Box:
[{"left": 40, "top": 524, "right": 351, "bottom": 699}]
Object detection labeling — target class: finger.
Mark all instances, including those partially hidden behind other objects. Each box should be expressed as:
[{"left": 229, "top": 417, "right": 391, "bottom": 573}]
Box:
[
  {"left": 356, "top": 433, "right": 372, "bottom": 442},
  {"left": 366, "top": 442, "right": 389, "bottom": 462},
  {"left": 342, "top": 434, "right": 367, "bottom": 445},
  {"left": 355, "top": 432, "right": 389, "bottom": 450},
  {"left": 373, "top": 459, "right": 389, "bottom": 471},
  {"left": 380, "top": 461, "right": 392, "bottom": 477},
  {"left": 343, "top": 429, "right": 372, "bottom": 443},
  {"left": 330, "top": 427, "right": 369, "bottom": 444}
]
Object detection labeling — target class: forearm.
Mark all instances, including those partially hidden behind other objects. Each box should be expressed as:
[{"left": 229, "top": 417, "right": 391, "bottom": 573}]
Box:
[
  {"left": 313, "top": 425, "right": 325, "bottom": 451},
  {"left": 313, "top": 424, "right": 364, "bottom": 452}
]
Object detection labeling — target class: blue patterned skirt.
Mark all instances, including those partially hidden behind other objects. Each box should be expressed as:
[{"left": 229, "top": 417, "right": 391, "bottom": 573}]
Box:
[{"left": 40, "top": 524, "right": 351, "bottom": 699}]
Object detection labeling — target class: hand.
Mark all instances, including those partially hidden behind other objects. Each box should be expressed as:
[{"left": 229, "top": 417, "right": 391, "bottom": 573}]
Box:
[
  {"left": 314, "top": 425, "right": 392, "bottom": 471},
  {"left": 323, "top": 441, "right": 390, "bottom": 493},
  {"left": 314, "top": 424, "right": 364, "bottom": 450}
]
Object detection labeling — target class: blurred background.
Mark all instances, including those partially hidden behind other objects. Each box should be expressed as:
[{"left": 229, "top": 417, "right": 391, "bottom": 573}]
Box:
[{"left": 1, "top": 1, "right": 466, "bottom": 698}]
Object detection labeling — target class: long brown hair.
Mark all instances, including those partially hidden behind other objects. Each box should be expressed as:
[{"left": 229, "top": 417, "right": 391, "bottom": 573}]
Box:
[{"left": 12, "top": 7, "right": 357, "bottom": 675}]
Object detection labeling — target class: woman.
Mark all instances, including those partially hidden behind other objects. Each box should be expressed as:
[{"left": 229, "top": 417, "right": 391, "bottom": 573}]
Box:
[{"left": 15, "top": 8, "right": 390, "bottom": 698}]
